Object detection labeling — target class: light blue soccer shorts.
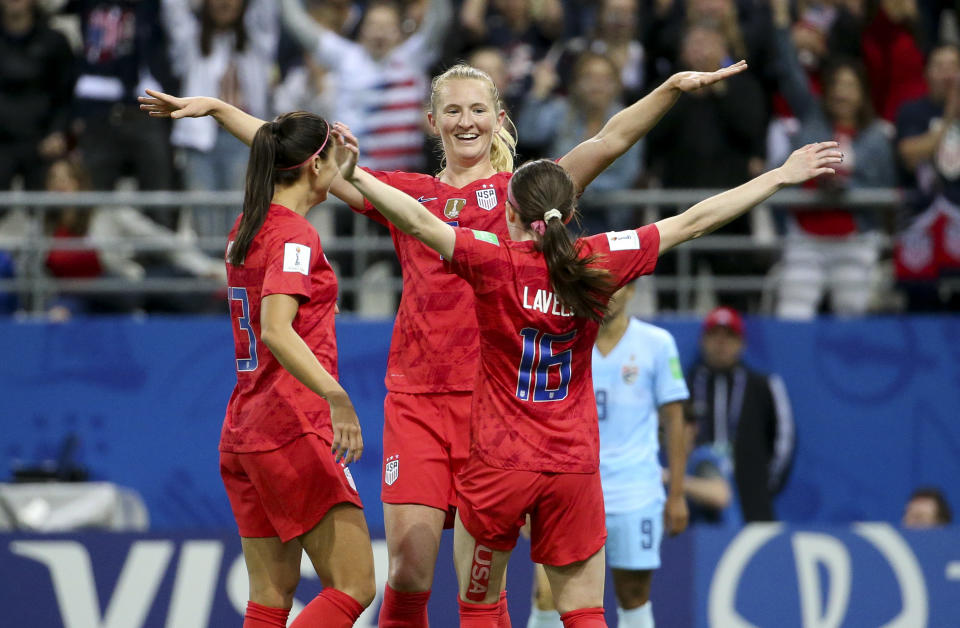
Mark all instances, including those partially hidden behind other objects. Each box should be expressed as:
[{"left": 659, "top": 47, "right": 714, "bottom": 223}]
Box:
[{"left": 604, "top": 501, "right": 664, "bottom": 571}]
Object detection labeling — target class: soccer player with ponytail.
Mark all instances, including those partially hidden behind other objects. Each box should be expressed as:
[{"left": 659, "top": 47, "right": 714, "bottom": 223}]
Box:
[
  {"left": 220, "top": 111, "right": 375, "bottom": 628},
  {"left": 332, "top": 122, "right": 842, "bottom": 627},
  {"left": 142, "top": 58, "right": 747, "bottom": 626}
]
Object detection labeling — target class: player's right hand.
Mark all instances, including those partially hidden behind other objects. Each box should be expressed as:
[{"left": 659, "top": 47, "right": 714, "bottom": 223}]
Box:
[
  {"left": 138, "top": 89, "right": 216, "bottom": 119},
  {"left": 777, "top": 141, "right": 843, "bottom": 185},
  {"left": 330, "top": 398, "right": 363, "bottom": 465},
  {"left": 331, "top": 122, "right": 360, "bottom": 180}
]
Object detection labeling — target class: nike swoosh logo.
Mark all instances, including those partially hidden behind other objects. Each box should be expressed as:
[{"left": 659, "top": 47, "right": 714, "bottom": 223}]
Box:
[{"left": 416, "top": 196, "right": 438, "bottom": 203}]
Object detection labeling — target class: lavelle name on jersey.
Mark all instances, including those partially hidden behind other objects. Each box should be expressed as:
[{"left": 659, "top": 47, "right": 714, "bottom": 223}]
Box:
[{"left": 522, "top": 286, "right": 574, "bottom": 317}]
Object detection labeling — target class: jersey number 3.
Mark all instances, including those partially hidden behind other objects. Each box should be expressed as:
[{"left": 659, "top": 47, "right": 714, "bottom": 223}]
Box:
[
  {"left": 516, "top": 328, "right": 575, "bottom": 402},
  {"left": 229, "top": 287, "right": 259, "bottom": 372}
]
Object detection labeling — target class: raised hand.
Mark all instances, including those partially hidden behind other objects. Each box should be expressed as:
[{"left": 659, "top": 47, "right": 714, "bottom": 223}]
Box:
[
  {"left": 331, "top": 122, "right": 360, "bottom": 180},
  {"left": 778, "top": 141, "right": 843, "bottom": 185},
  {"left": 138, "top": 89, "right": 217, "bottom": 119},
  {"left": 671, "top": 60, "right": 749, "bottom": 93}
]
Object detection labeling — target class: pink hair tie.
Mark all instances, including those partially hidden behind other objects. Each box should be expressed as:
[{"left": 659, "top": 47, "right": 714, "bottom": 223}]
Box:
[
  {"left": 276, "top": 124, "right": 331, "bottom": 171},
  {"left": 531, "top": 220, "right": 547, "bottom": 235}
]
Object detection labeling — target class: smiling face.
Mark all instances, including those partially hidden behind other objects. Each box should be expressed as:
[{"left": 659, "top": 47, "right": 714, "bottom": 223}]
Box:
[
  {"left": 429, "top": 78, "right": 505, "bottom": 169},
  {"left": 825, "top": 65, "right": 865, "bottom": 126}
]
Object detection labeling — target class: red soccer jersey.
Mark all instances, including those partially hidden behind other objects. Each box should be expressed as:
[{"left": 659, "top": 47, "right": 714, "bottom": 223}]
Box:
[
  {"left": 355, "top": 169, "right": 513, "bottom": 393},
  {"left": 447, "top": 224, "right": 661, "bottom": 473},
  {"left": 220, "top": 204, "right": 339, "bottom": 453}
]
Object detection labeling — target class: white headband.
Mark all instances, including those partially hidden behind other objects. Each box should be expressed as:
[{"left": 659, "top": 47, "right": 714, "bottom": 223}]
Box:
[{"left": 543, "top": 208, "right": 562, "bottom": 222}]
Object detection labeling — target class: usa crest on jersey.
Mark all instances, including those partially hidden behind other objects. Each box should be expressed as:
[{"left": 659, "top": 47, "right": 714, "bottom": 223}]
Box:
[
  {"left": 476, "top": 185, "right": 498, "bottom": 211},
  {"left": 384, "top": 454, "right": 399, "bottom": 486}
]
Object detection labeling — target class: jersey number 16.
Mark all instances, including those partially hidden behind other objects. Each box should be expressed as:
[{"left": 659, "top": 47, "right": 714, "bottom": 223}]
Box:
[{"left": 515, "top": 328, "right": 575, "bottom": 402}]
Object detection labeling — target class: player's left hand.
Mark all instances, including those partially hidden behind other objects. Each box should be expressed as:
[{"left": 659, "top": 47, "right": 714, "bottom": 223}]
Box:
[
  {"left": 331, "top": 122, "right": 359, "bottom": 181},
  {"left": 330, "top": 396, "right": 363, "bottom": 465},
  {"left": 664, "top": 493, "right": 689, "bottom": 536},
  {"left": 670, "top": 60, "right": 748, "bottom": 93}
]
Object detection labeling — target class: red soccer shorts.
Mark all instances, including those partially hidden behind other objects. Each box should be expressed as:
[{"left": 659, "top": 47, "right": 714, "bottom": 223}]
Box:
[
  {"left": 381, "top": 391, "right": 471, "bottom": 526},
  {"left": 220, "top": 433, "right": 363, "bottom": 542},
  {"left": 456, "top": 455, "right": 607, "bottom": 566}
]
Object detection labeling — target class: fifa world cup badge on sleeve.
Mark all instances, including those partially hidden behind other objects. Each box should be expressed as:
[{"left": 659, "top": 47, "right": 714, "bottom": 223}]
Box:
[
  {"left": 476, "top": 185, "right": 498, "bottom": 211},
  {"left": 385, "top": 455, "right": 399, "bottom": 486},
  {"left": 283, "top": 242, "right": 311, "bottom": 275}
]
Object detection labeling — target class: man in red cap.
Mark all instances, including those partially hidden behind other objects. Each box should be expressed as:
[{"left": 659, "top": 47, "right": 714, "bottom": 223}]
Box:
[{"left": 686, "top": 307, "right": 795, "bottom": 522}]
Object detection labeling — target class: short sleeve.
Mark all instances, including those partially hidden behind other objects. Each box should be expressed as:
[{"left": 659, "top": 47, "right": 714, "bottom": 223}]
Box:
[
  {"left": 261, "top": 227, "right": 316, "bottom": 301},
  {"left": 447, "top": 227, "right": 509, "bottom": 294},
  {"left": 653, "top": 331, "right": 690, "bottom": 406},
  {"left": 581, "top": 224, "right": 660, "bottom": 287}
]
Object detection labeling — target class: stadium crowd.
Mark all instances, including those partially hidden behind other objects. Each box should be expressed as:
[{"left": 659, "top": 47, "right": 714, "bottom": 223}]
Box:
[{"left": 1, "top": 0, "right": 959, "bottom": 315}]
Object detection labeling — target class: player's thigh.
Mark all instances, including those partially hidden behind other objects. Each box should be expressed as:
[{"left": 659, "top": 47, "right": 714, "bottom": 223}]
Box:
[
  {"left": 532, "top": 562, "right": 556, "bottom": 611},
  {"left": 382, "top": 392, "right": 457, "bottom": 513},
  {"left": 454, "top": 512, "right": 513, "bottom": 605},
  {"left": 543, "top": 546, "right": 606, "bottom": 615},
  {"left": 610, "top": 568, "right": 654, "bottom": 610},
  {"left": 300, "top": 503, "right": 376, "bottom": 606},
  {"left": 383, "top": 502, "right": 447, "bottom": 590},
  {"left": 240, "top": 536, "right": 303, "bottom": 607},
  {"left": 605, "top": 504, "right": 664, "bottom": 572}
]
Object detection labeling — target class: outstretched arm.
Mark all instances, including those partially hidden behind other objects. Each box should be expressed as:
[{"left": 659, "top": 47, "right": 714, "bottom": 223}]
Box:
[
  {"left": 334, "top": 124, "right": 456, "bottom": 258},
  {"left": 139, "top": 90, "right": 265, "bottom": 145},
  {"left": 140, "top": 93, "right": 368, "bottom": 208},
  {"left": 558, "top": 61, "right": 749, "bottom": 193},
  {"left": 655, "top": 142, "right": 843, "bottom": 254}
]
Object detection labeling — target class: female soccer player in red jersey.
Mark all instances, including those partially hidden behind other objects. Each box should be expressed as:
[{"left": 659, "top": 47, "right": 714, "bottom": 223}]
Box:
[
  {"left": 332, "top": 122, "right": 841, "bottom": 627},
  {"left": 141, "top": 60, "right": 746, "bottom": 627},
  {"left": 220, "top": 111, "right": 374, "bottom": 628}
]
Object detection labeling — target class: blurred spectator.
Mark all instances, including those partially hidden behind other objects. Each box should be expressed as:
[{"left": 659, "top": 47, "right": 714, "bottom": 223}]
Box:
[
  {"left": 674, "top": 410, "right": 738, "bottom": 526},
  {"left": 643, "top": 0, "right": 775, "bottom": 89},
  {"left": 43, "top": 157, "right": 225, "bottom": 316},
  {"left": 686, "top": 307, "right": 795, "bottom": 522},
  {"left": 0, "top": 0, "right": 75, "bottom": 191},
  {"left": 894, "top": 44, "right": 960, "bottom": 310},
  {"left": 902, "top": 486, "right": 952, "bottom": 528},
  {"left": 281, "top": 0, "right": 451, "bottom": 173},
  {"left": 160, "top": 0, "right": 277, "bottom": 237},
  {"left": 67, "top": 0, "right": 177, "bottom": 226},
  {"left": 646, "top": 23, "right": 767, "bottom": 308},
  {"left": 863, "top": 0, "right": 928, "bottom": 122},
  {"left": 771, "top": 0, "right": 896, "bottom": 319},
  {"left": 646, "top": 24, "right": 766, "bottom": 189},
  {"left": 559, "top": 0, "right": 646, "bottom": 102},
  {"left": 459, "top": 0, "right": 565, "bottom": 103},
  {"left": 517, "top": 51, "right": 642, "bottom": 232}
]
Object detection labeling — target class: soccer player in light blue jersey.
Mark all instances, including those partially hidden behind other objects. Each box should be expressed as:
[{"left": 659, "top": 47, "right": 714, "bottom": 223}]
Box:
[{"left": 527, "top": 281, "right": 690, "bottom": 628}]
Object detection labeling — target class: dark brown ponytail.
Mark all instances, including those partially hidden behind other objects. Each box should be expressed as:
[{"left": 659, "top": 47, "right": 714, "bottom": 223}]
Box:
[
  {"left": 228, "top": 112, "right": 330, "bottom": 266},
  {"left": 509, "top": 160, "right": 614, "bottom": 322}
]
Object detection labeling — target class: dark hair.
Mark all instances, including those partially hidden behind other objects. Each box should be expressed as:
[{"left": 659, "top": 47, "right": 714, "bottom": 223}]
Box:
[
  {"left": 508, "top": 160, "right": 615, "bottom": 322},
  {"left": 821, "top": 57, "right": 874, "bottom": 130},
  {"left": 228, "top": 111, "right": 330, "bottom": 266},
  {"left": 909, "top": 487, "right": 953, "bottom": 524},
  {"left": 200, "top": 0, "right": 249, "bottom": 57}
]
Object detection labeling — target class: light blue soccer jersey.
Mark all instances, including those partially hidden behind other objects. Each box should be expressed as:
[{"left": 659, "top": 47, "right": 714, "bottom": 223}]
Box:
[{"left": 593, "top": 319, "right": 690, "bottom": 514}]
